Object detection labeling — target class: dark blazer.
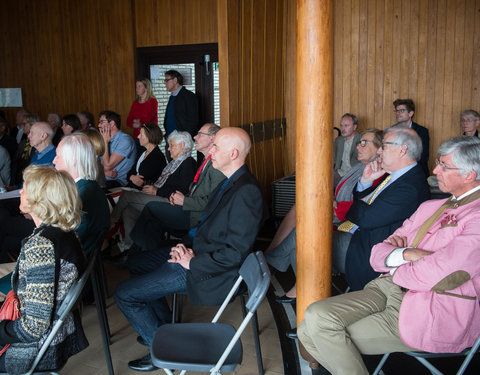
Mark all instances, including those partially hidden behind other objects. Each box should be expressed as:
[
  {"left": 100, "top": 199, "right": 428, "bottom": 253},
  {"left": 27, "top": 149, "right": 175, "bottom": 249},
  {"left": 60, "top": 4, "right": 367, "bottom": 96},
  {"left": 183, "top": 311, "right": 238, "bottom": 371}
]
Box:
[
  {"left": 345, "top": 164, "right": 430, "bottom": 291},
  {"left": 76, "top": 179, "right": 110, "bottom": 255},
  {"left": 186, "top": 165, "right": 266, "bottom": 306},
  {"left": 155, "top": 156, "right": 197, "bottom": 198},
  {"left": 411, "top": 122, "right": 430, "bottom": 176},
  {"left": 333, "top": 132, "right": 361, "bottom": 171},
  {"left": 127, "top": 146, "right": 167, "bottom": 189},
  {"left": 164, "top": 87, "right": 199, "bottom": 138}
]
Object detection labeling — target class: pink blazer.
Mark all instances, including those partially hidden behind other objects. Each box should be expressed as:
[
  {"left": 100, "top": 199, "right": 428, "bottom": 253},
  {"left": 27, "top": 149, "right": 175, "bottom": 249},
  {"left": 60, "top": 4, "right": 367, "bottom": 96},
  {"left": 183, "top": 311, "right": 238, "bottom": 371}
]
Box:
[{"left": 370, "top": 197, "right": 480, "bottom": 353}]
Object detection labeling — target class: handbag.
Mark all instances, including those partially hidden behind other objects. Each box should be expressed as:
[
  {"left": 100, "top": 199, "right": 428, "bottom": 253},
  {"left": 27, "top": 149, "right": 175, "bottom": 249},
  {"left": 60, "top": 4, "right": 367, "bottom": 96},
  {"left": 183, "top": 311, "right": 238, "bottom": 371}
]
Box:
[{"left": 0, "top": 290, "right": 21, "bottom": 356}]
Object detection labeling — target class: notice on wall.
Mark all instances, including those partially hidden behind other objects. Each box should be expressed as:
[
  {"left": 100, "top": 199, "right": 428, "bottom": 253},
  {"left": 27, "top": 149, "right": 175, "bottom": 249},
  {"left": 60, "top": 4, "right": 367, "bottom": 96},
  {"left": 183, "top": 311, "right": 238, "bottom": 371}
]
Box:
[{"left": 0, "top": 88, "right": 23, "bottom": 107}]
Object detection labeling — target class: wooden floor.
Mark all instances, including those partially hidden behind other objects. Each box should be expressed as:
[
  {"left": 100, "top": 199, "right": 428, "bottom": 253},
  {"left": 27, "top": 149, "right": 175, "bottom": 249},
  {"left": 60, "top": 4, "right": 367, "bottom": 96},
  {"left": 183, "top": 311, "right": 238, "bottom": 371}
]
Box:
[{"left": 61, "top": 264, "right": 285, "bottom": 375}]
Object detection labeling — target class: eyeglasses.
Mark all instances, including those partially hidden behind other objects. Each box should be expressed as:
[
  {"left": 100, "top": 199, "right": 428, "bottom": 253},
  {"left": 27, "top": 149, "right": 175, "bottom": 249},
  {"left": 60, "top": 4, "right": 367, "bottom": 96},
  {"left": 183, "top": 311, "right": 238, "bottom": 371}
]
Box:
[
  {"left": 98, "top": 119, "right": 109, "bottom": 124},
  {"left": 381, "top": 141, "right": 403, "bottom": 150},
  {"left": 197, "top": 131, "right": 210, "bottom": 136},
  {"left": 357, "top": 139, "right": 374, "bottom": 147},
  {"left": 461, "top": 118, "right": 477, "bottom": 123},
  {"left": 394, "top": 109, "right": 408, "bottom": 114},
  {"left": 435, "top": 159, "right": 461, "bottom": 171},
  {"left": 164, "top": 78, "right": 174, "bottom": 83}
]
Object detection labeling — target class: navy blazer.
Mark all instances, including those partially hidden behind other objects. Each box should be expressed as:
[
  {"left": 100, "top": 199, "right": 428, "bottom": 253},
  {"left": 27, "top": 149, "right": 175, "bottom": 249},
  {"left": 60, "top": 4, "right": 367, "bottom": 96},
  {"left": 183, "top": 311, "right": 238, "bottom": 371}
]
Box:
[
  {"left": 411, "top": 122, "right": 430, "bottom": 176},
  {"left": 345, "top": 164, "right": 430, "bottom": 291},
  {"left": 164, "top": 87, "right": 199, "bottom": 139},
  {"left": 185, "top": 165, "right": 266, "bottom": 306}
]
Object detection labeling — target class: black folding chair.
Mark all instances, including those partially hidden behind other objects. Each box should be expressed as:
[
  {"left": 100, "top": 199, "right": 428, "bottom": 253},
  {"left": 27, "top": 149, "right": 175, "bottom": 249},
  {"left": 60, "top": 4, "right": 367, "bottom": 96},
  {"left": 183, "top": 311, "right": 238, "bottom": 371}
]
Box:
[{"left": 151, "top": 251, "right": 271, "bottom": 375}]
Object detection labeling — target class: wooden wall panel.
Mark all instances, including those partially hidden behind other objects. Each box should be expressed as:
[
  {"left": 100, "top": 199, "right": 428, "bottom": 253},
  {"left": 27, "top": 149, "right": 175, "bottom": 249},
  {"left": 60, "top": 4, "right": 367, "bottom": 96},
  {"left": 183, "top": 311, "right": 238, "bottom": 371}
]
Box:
[
  {"left": 219, "top": 0, "right": 287, "bottom": 197},
  {"left": 0, "top": 0, "right": 135, "bottom": 130},
  {"left": 135, "top": 0, "right": 217, "bottom": 47},
  {"left": 329, "top": 0, "right": 480, "bottom": 173}
]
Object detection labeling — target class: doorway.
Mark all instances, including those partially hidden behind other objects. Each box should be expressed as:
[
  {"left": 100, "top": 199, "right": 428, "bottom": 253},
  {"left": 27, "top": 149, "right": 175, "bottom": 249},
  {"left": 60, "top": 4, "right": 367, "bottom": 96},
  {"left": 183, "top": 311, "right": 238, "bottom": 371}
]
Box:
[{"left": 137, "top": 44, "right": 220, "bottom": 152}]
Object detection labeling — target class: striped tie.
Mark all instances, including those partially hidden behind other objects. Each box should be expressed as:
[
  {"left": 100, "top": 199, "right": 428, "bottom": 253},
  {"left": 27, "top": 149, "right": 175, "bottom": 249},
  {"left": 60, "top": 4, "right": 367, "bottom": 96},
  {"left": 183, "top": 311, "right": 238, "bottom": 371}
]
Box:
[{"left": 337, "top": 175, "right": 392, "bottom": 233}]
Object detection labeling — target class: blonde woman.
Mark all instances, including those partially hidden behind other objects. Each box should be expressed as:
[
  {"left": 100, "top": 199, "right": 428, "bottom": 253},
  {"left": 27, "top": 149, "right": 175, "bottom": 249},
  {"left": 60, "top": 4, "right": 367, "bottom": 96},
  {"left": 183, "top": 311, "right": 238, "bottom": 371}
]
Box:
[
  {"left": 126, "top": 78, "right": 158, "bottom": 139},
  {"left": 0, "top": 165, "right": 88, "bottom": 373}
]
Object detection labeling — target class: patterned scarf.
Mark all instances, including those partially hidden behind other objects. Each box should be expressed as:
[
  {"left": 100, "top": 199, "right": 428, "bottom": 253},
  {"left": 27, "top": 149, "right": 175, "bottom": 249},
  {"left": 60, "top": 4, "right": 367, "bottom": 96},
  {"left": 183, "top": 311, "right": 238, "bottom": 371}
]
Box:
[{"left": 154, "top": 151, "right": 191, "bottom": 189}]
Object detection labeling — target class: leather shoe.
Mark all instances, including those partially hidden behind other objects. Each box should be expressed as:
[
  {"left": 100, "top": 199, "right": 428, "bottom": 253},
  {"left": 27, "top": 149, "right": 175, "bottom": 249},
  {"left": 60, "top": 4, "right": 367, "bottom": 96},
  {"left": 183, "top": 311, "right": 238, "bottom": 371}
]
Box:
[
  {"left": 286, "top": 328, "right": 297, "bottom": 339},
  {"left": 136, "top": 335, "right": 148, "bottom": 347},
  {"left": 275, "top": 295, "right": 296, "bottom": 304},
  {"left": 128, "top": 354, "right": 157, "bottom": 372}
]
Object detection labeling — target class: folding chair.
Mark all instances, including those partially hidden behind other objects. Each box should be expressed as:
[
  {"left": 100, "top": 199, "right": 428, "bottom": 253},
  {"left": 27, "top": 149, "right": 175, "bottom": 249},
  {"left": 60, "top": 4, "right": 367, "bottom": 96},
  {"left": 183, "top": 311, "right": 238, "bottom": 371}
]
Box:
[
  {"left": 372, "top": 333, "right": 480, "bottom": 375},
  {"left": 150, "top": 251, "right": 271, "bottom": 375}
]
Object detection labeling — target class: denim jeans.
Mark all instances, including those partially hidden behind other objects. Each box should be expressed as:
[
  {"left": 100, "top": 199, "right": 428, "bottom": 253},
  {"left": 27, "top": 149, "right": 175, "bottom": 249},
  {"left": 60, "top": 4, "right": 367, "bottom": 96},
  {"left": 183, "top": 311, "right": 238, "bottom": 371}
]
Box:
[{"left": 114, "top": 247, "right": 187, "bottom": 345}]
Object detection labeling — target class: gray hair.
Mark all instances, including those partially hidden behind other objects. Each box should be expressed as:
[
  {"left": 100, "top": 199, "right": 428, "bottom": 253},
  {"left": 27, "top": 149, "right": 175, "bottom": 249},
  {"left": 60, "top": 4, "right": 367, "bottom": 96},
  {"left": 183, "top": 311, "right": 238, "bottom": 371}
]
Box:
[
  {"left": 59, "top": 133, "right": 98, "bottom": 181},
  {"left": 48, "top": 113, "right": 61, "bottom": 125},
  {"left": 341, "top": 113, "right": 358, "bottom": 126},
  {"left": 33, "top": 122, "right": 54, "bottom": 141},
  {"left": 460, "top": 109, "right": 480, "bottom": 120},
  {"left": 438, "top": 136, "right": 480, "bottom": 180},
  {"left": 384, "top": 127, "right": 422, "bottom": 161},
  {"left": 167, "top": 130, "right": 194, "bottom": 153},
  {"left": 205, "top": 123, "right": 221, "bottom": 136}
]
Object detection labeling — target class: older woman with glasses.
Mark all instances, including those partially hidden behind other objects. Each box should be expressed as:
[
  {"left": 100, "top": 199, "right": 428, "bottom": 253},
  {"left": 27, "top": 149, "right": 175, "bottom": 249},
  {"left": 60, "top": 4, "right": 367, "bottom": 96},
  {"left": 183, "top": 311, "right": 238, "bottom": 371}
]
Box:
[
  {"left": 127, "top": 123, "right": 166, "bottom": 189},
  {"left": 110, "top": 130, "right": 196, "bottom": 252},
  {"left": 0, "top": 165, "right": 88, "bottom": 373}
]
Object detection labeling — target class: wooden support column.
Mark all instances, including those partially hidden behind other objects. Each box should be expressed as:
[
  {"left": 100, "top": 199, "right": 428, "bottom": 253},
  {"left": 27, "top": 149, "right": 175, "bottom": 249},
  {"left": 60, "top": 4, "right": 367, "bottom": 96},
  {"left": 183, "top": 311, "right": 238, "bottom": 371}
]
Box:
[{"left": 295, "top": 0, "right": 333, "bottom": 324}]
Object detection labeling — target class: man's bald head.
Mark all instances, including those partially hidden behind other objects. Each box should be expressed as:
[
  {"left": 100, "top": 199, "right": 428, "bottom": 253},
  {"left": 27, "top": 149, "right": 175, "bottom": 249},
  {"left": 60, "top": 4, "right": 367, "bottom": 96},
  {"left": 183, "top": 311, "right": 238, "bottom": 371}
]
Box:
[
  {"left": 209, "top": 127, "right": 252, "bottom": 177},
  {"left": 32, "top": 122, "right": 54, "bottom": 140}
]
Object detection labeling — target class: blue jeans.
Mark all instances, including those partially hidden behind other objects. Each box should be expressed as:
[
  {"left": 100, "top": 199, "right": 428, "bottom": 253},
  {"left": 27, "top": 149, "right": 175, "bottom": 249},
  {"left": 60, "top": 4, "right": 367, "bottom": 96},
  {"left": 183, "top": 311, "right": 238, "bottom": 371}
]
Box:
[{"left": 114, "top": 247, "right": 187, "bottom": 345}]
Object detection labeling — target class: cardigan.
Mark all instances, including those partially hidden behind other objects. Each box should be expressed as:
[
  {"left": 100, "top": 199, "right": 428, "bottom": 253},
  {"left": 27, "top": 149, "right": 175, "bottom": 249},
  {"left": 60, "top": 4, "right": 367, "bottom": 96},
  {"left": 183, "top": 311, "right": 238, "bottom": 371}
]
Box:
[{"left": 0, "top": 225, "right": 88, "bottom": 374}]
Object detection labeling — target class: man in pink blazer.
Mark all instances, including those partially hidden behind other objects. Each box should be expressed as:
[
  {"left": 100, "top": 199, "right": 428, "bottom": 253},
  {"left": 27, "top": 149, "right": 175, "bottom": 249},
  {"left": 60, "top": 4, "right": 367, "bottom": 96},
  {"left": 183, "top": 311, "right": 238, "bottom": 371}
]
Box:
[{"left": 298, "top": 135, "right": 480, "bottom": 375}]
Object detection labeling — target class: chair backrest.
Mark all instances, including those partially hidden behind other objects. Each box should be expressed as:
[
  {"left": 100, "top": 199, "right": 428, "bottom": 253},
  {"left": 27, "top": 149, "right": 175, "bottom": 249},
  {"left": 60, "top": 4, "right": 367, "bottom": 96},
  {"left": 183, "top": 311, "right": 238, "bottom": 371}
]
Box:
[
  {"left": 239, "top": 251, "right": 271, "bottom": 313},
  {"left": 24, "top": 232, "right": 106, "bottom": 375}
]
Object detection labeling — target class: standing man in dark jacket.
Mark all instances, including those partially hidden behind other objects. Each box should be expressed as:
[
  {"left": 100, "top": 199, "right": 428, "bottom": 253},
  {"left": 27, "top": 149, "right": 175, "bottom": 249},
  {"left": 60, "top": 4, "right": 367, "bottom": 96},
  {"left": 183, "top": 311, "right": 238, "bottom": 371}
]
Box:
[{"left": 163, "top": 69, "right": 199, "bottom": 140}]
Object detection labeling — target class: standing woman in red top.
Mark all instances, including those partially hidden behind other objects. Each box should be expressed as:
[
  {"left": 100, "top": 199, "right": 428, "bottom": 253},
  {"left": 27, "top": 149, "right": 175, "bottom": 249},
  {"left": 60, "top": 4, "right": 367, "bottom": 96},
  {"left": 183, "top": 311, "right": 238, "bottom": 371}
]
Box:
[{"left": 126, "top": 78, "right": 158, "bottom": 140}]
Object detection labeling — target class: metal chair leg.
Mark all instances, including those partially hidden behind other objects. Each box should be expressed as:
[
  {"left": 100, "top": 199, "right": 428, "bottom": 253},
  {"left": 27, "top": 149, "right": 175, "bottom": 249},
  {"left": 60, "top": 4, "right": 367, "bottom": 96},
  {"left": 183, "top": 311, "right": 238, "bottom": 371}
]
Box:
[
  {"left": 91, "top": 261, "right": 114, "bottom": 375},
  {"left": 240, "top": 294, "right": 264, "bottom": 375}
]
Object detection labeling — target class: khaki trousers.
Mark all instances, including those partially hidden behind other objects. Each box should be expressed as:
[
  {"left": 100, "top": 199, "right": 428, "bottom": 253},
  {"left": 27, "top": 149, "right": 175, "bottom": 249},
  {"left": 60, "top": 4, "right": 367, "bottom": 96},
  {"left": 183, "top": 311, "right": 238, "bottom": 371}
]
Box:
[{"left": 298, "top": 277, "right": 416, "bottom": 375}]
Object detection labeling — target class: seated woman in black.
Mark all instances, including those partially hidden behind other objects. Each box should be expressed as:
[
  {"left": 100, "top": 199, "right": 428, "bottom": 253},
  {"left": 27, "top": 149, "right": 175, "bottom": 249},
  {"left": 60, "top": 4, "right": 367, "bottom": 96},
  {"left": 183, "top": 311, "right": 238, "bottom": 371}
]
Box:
[
  {"left": 127, "top": 123, "right": 166, "bottom": 189},
  {"left": 0, "top": 165, "right": 88, "bottom": 374}
]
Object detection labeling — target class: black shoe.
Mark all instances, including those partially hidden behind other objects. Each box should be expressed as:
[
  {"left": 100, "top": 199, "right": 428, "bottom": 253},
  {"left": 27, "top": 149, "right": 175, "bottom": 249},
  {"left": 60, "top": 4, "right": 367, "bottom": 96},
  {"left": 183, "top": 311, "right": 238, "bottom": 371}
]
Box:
[
  {"left": 128, "top": 354, "right": 157, "bottom": 372},
  {"left": 286, "top": 328, "right": 297, "bottom": 339},
  {"left": 275, "top": 295, "right": 296, "bottom": 304},
  {"left": 136, "top": 335, "right": 148, "bottom": 347}
]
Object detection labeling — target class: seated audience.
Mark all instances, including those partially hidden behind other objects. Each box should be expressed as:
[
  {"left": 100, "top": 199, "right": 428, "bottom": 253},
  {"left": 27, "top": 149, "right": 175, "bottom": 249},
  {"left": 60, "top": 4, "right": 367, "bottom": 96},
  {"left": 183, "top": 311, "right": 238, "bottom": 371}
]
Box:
[
  {"left": 392, "top": 98, "right": 430, "bottom": 176},
  {"left": 298, "top": 136, "right": 480, "bottom": 375},
  {"left": 0, "top": 118, "right": 17, "bottom": 159},
  {"left": 47, "top": 113, "right": 64, "bottom": 146},
  {"left": 53, "top": 133, "right": 110, "bottom": 255},
  {"left": 98, "top": 110, "right": 136, "bottom": 188},
  {"left": 333, "top": 113, "right": 361, "bottom": 186},
  {"left": 0, "top": 165, "right": 88, "bottom": 374},
  {"left": 126, "top": 123, "right": 166, "bottom": 189},
  {"left": 129, "top": 123, "right": 225, "bottom": 251},
  {"left": 28, "top": 122, "right": 56, "bottom": 166},
  {"left": 114, "top": 127, "right": 266, "bottom": 371},
  {"left": 110, "top": 130, "right": 196, "bottom": 251},
  {"left": 0, "top": 145, "right": 10, "bottom": 189},
  {"left": 80, "top": 128, "right": 107, "bottom": 188},
  {"left": 11, "top": 113, "right": 39, "bottom": 186},
  {"left": 460, "top": 109, "right": 480, "bottom": 137},
  {"left": 61, "top": 114, "right": 82, "bottom": 136},
  {"left": 266, "top": 128, "right": 384, "bottom": 301},
  {"left": 77, "top": 111, "right": 95, "bottom": 130}
]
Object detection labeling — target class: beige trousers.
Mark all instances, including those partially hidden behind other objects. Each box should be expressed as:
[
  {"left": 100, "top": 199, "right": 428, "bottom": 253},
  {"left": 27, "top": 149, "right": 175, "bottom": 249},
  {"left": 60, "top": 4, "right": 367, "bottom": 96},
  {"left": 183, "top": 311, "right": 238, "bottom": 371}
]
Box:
[{"left": 298, "top": 277, "right": 416, "bottom": 375}]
